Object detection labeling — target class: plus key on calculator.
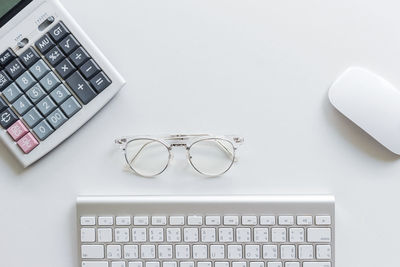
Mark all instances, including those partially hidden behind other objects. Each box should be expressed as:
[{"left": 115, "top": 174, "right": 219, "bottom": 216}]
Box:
[{"left": 0, "top": 0, "right": 125, "bottom": 167}]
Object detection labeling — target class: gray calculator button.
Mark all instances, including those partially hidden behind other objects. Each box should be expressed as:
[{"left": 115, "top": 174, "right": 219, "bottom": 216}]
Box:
[
  {"left": 33, "top": 120, "right": 53, "bottom": 140},
  {"left": 3, "top": 83, "right": 22, "bottom": 103},
  {"left": 47, "top": 108, "right": 67, "bottom": 129},
  {"left": 26, "top": 83, "right": 46, "bottom": 104},
  {"left": 23, "top": 107, "right": 43, "bottom": 128},
  {"left": 16, "top": 71, "right": 36, "bottom": 91},
  {"left": 50, "top": 84, "right": 71, "bottom": 105},
  {"left": 60, "top": 96, "right": 81, "bottom": 118},
  {"left": 29, "top": 60, "right": 50, "bottom": 80},
  {"left": 39, "top": 72, "right": 60, "bottom": 92},
  {"left": 13, "top": 95, "right": 33, "bottom": 115},
  {"left": 37, "top": 96, "right": 57, "bottom": 116}
]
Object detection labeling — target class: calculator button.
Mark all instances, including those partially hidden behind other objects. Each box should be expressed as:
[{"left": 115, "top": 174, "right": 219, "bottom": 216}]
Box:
[
  {"left": 0, "top": 70, "right": 12, "bottom": 91},
  {"left": 17, "top": 132, "right": 39, "bottom": 154},
  {"left": 55, "top": 58, "right": 76, "bottom": 79},
  {"left": 40, "top": 72, "right": 61, "bottom": 93},
  {"left": 59, "top": 34, "right": 80, "bottom": 55},
  {"left": 26, "top": 83, "right": 46, "bottom": 104},
  {"left": 47, "top": 108, "right": 67, "bottom": 129},
  {"left": 23, "top": 107, "right": 43, "bottom": 128},
  {"left": 90, "top": 72, "right": 112, "bottom": 93},
  {"left": 37, "top": 96, "right": 57, "bottom": 116},
  {"left": 35, "top": 33, "right": 55, "bottom": 54},
  {"left": 45, "top": 46, "right": 65, "bottom": 67},
  {"left": 5, "top": 59, "right": 25, "bottom": 79},
  {"left": 7, "top": 120, "right": 29, "bottom": 141},
  {"left": 0, "top": 97, "right": 7, "bottom": 112},
  {"left": 2, "top": 83, "right": 22, "bottom": 103},
  {"left": 0, "top": 108, "right": 18, "bottom": 128},
  {"left": 16, "top": 71, "right": 36, "bottom": 92},
  {"left": 13, "top": 95, "right": 33, "bottom": 115},
  {"left": 69, "top": 47, "right": 90, "bottom": 67},
  {"left": 19, "top": 47, "right": 40, "bottom": 68},
  {"left": 33, "top": 119, "right": 54, "bottom": 140},
  {"left": 60, "top": 96, "right": 81, "bottom": 117},
  {"left": 66, "top": 71, "right": 97, "bottom": 104},
  {"left": 80, "top": 59, "right": 101, "bottom": 80},
  {"left": 0, "top": 48, "right": 16, "bottom": 67},
  {"left": 29, "top": 59, "right": 51, "bottom": 80},
  {"left": 50, "top": 84, "right": 71, "bottom": 105},
  {"left": 49, "top": 21, "right": 70, "bottom": 42}
]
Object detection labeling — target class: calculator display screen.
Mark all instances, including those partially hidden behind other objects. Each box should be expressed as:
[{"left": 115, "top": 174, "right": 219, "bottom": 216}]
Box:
[{"left": 0, "top": 0, "right": 33, "bottom": 28}]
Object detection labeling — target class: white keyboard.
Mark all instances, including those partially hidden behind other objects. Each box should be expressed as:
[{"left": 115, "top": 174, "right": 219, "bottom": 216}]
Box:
[{"left": 77, "top": 196, "right": 335, "bottom": 267}]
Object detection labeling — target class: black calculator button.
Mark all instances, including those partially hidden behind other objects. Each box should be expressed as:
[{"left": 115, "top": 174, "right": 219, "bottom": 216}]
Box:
[
  {"left": 5, "top": 59, "right": 26, "bottom": 80},
  {"left": 45, "top": 46, "right": 65, "bottom": 67},
  {"left": 66, "top": 71, "right": 97, "bottom": 105},
  {"left": 59, "top": 34, "right": 80, "bottom": 55},
  {"left": 55, "top": 58, "right": 76, "bottom": 79},
  {"left": 80, "top": 59, "right": 101, "bottom": 80},
  {"left": 0, "top": 48, "right": 16, "bottom": 67},
  {"left": 90, "top": 72, "right": 111, "bottom": 93},
  {"left": 0, "top": 70, "right": 12, "bottom": 91},
  {"left": 35, "top": 34, "right": 55, "bottom": 54},
  {"left": 69, "top": 47, "right": 90, "bottom": 67},
  {"left": 19, "top": 47, "right": 40, "bottom": 68},
  {"left": 49, "top": 21, "right": 70, "bottom": 42},
  {"left": 0, "top": 97, "right": 7, "bottom": 112},
  {"left": 0, "top": 108, "right": 18, "bottom": 129}
]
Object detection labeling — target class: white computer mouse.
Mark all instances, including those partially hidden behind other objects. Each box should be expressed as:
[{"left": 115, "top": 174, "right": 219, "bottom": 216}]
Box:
[{"left": 329, "top": 67, "right": 400, "bottom": 155}]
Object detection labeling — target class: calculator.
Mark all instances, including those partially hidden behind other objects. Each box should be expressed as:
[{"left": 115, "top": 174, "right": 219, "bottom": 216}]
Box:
[{"left": 0, "top": 0, "right": 126, "bottom": 167}]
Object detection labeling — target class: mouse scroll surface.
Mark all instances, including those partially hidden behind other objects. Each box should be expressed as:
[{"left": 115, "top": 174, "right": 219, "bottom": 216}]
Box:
[{"left": 329, "top": 67, "right": 400, "bottom": 155}]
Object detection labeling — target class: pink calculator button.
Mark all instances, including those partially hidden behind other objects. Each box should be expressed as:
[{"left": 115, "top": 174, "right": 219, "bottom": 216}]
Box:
[
  {"left": 7, "top": 120, "right": 28, "bottom": 141},
  {"left": 17, "top": 133, "right": 39, "bottom": 154}
]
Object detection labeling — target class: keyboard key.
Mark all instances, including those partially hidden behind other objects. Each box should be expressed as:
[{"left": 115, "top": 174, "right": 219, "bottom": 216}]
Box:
[
  {"left": 2, "top": 83, "right": 22, "bottom": 103},
  {"left": 218, "top": 228, "right": 233, "bottom": 242},
  {"left": 158, "top": 244, "right": 172, "bottom": 258},
  {"left": 60, "top": 96, "right": 81, "bottom": 117},
  {"left": 16, "top": 71, "right": 35, "bottom": 92},
  {"left": 30, "top": 59, "right": 50, "bottom": 80},
  {"left": 134, "top": 216, "right": 149, "bottom": 225},
  {"left": 81, "top": 228, "right": 96, "bottom": 242},
  {"left": 166, "top": 228, "right": 181, "bottom": 242},
  {"left": 37, "top": 96, "right": 57, "bottom": 116},
  {"left": 227, "top": 244, "right": 242, "bottom": 259},
  {"left": 35, "top": 33, "right": 55, "bottom": 54},
  {"left": 115, "top": 228, "right": 130, "bottom": 242},
  {"left": 316, "top": 216, "right": 331, "bottom": 225},
  {"left": 278, "top": 216, "right": 294, "bottom": 225},
  {"left": 19, "top": 47, "right": 40, "bottom": 68},
  {"left": 146, "top": 262, "right": 159, "bottom": 267},
  {"left": 132, "top": 228, "right": 147, "bottom": 242},
  {"left": 47, "top": 108, "right": 67, "bottom": 129},
  {"left": 201, "top": 228, "right": 216, "bottom": 242},
  {"left": 152, "top": 216, "right": 167, "bottom": 225},
  {"left": 170, "top": 216, "right": 184, "bottom": 225},
  {"left": 45, "top": 46, "right": 65, "bottom": 67},
  {"left": 113, "top": 262, "right": 126, "bottom": 267},
  {"left": 0, "top": 97, "right": 7, "bottom": 112},
  {"left": 55, "top": 58, "right": 76, "bottom": 79},
  {"left": 242, "top": 216, "right": 257, "bottom": 225},
  {"left": 90, "top": 72, "right": 111, "bottom": 93},
  {"left": 99, "top": 216, "right": 114, "bottom": 226},
  {"left": 98, "top": 228, "right": 113, "bottom": 242},
  {"left": 260, "top": 216, "right": 275, "bottom": 225},
  {"left": 184, "top": 228, "right": 198, "bottom": 242},
  {"left": 210, "top": 245, "right": 225, "bottom": 259},
  {"left": 0, "top": 48, "right": 16, "bottom": 67},
  {"left": 0, "top": 70, "right": 13, "bottom": 91},
  {"left": 271, "top": 228, "right": 286, "bottom": 242},
  {"left": 5, "top": 59, "right": 25, "bottom": 79},
  {"left": 267, "top": 263, "right": 281, "bottom": 267},
  {"left": 50, "top": 84, "right": 71, "bottom": 105},
  {"left": 245, "top": 245, "right": 260, "bottom": 259},
  {"left": 224, "top": 216, "right": 239, "bottom": 225},
  {"left": 13, "top": 95, "right": 33, "bottom": 115},
  {"left": 303, "top": 263, "right": 331, "bottom": 267},
  {"left": 262, "top": 245, "right": 278, "bottom": 259},
  {"left": 17, "top": 132, "right": 39, "bottom": 154},
  {"left": 115, "top": 215, "right": 131, "bottom": 225},
  {"left": 0, "top": 108, "right": 18, "bottom": 128},
  {"left": 80, "top": 59, "right": 101, "bottom": 80},
  {"left": 23, "top": 107, "right": 43, "bottom": 128},
  {"left": 316, "top": 245, "right": 331, "bottom": 259},
  {"left": 141, "top": 244, "right": 155, "bottom": 258},
  {"left": 298, "top": 245, "right": 313, "bottom": 260},
  {"left": 81, "top": 245, "right": 104, "bottom": 259},
  {"left": 188, "top": 215, "right": 202, "bottom": 225},
  {"left": 7, "top": 120, "right": 28, "bottom": 141},
  {"left": 254, "top": 228, "right": 268, "bottom": 242},
  {"left": 289, "top": 228, "right": 304, "bottom": 242},
  {"left": 40, "top": 72, "right": 61, "bottom": 92},
  {"left": 49, "top": 21, "right": 70, "bottom": 42},
  {"left": 69, "top": 47, "right": 90, "bottom": 67},
  {"left": 130, "top": 262, "right": 143, "bottom": 267},
  {"left": 280, "top": 245, "right": 295, "bottom": 259},
  {"left": 26, "top": 84, "right": 46, "bottom": 104},
  {"left": 82, "top": 262, "right": 108, "bottom": 267},
  {"left": 214, "top": 262, "right": 228, "bottom": 267},
  {"left": 205, "top": 216, "right": 220, "bottom": 225},
  {"left": 297, "top": 216, "right": 312, "bottom": 225},
  {"left": 307, "top": 228, "right": 331, "bottom": 243},
  {"left": 66, "top": 71, "right": 97, "bottom": 104},
  {"left": 284, "top": 263, "right": 299, "bottom": 267},
  {"left": 124, "top": 244, "right": 138, "bottom": 258},
  {"left": 33, "top": 119, "right": 54, "bottom": 140},
  {"left": 193, "top": 244, "right": 208, "bottom": 258},
  {"left": 59, "top": 34, "right": 80, "bottom": 55},
  {"left": 81, "top": 216, "right": 96, "bottom": 226},
  {"left": 176, "top": 245, "right": 190, "bottom": 259},
  {"left": 236, "top": 228, "right": 250, "bottom": 242},
  {"left": 149, "top": 228, "right": 164, "bottom": 242}
]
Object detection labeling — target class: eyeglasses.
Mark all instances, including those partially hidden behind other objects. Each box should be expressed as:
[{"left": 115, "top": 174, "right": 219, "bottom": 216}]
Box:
[{"left": 115, "top": 134, "right": 244, "bottom": 177}]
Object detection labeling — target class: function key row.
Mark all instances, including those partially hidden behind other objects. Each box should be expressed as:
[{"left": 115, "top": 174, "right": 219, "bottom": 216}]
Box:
[{"left": 80, "top": 216, "right": 331, "bottom": 227}]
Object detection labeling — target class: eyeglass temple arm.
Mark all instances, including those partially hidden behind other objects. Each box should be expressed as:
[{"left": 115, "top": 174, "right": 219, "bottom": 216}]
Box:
[{"left": 128, "top": 140, "right": 159, "bottom": 166}]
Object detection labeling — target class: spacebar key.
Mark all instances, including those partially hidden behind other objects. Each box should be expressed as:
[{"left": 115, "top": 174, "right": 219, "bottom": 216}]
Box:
[
  {"left": 82, "top": 261, "right": 108, "bottom": 267},
  {"left": 66, "top": 71, "right": 97, "bottom": 105}
]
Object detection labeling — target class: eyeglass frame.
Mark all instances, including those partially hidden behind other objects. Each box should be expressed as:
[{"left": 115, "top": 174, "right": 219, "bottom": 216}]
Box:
[{"left": 115, "top": 134, "right": 244, "bottom": 177}]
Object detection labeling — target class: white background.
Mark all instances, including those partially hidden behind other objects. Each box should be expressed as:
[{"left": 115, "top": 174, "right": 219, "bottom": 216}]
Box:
[{"left": 1, "top": 0, "right": 400, "bottom": 266}]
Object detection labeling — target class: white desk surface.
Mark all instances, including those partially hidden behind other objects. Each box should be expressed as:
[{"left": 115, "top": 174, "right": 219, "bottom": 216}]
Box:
[{"left": 1, "top": 0, "right": 400, "bottom": 266}]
